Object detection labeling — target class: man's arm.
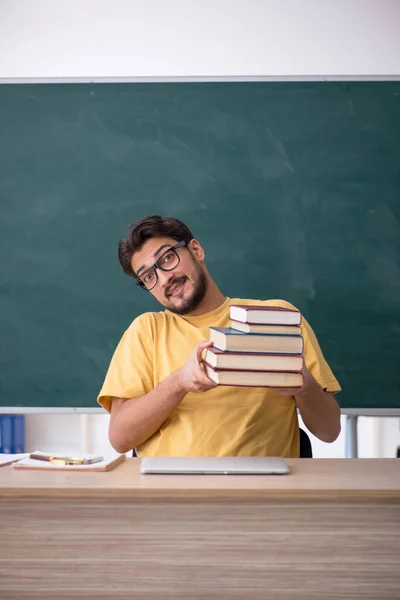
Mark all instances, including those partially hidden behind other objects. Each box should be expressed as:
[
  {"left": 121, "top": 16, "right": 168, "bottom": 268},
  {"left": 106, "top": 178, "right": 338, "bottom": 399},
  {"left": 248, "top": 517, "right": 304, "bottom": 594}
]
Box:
[
  {"left": 277, "top": 365, "right": 341, "bottom": 443},
  {"left": 109, "top": 341, "right": 216, "bottom": 453},
  {"left": 295, "top": 365, "right": 341, "bottom": 442}
]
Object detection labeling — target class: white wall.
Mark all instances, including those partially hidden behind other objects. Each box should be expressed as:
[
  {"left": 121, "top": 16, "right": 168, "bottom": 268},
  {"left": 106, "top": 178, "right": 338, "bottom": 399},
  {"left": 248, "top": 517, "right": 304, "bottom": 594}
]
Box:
[
  {"left": 0, "top": 0, "right": 399, "bottom": 80},
  {"left": 2, "top": 0, "right": 400, "bottom": 457},
  {"left": 23, "top": 413, "right": 400, "bottom": 459}
]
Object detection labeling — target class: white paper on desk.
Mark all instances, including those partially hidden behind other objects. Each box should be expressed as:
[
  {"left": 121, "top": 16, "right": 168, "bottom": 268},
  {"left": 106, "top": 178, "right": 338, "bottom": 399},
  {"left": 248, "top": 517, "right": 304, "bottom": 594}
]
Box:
[
  {"left": 28, "top": 450, "right": 104, "bottom": 463},
  {"left": 13, "top": 453, "right": 124, "bottom": 470},
  {"left": 0, "top": 453, "right": 29, "bottom": 467}
]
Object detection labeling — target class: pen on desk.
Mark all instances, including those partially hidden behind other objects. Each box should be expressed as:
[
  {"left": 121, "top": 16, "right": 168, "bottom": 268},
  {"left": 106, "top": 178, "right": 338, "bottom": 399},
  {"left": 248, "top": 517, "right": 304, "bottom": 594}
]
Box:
[{"left": 81, "top": 456, "right": 104, "bottom": 464}]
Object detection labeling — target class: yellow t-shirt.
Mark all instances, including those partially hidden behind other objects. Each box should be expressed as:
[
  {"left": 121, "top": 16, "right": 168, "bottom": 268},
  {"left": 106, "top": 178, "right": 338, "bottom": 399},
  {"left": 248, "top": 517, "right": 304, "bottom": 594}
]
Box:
[{"left": 97, "top": 298, "right": 341, "bottom": 458}]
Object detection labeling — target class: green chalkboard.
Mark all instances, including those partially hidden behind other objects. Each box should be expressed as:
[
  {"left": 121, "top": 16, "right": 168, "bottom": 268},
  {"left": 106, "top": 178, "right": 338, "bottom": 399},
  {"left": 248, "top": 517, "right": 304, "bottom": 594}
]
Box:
[{"left": 0, "top": 82, "right": 399, "bottom": 410}]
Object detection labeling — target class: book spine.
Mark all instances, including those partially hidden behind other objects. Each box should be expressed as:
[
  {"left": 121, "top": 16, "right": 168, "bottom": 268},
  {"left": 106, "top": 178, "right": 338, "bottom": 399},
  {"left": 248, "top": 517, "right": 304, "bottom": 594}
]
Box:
[
  {"left": 204, "top": 365, "right": 303, "bottom": 374},
  {"left": 213, "top": 346, "right": 303, "bottom": 355},
  {"left": 0, "top": 415, "right": 14, "bottom": 454},
  {"left": 230, "top": 321, "right": 301, "bottom": 334},
  {"left": 210, "top": 381, "right": 304, "bottom": 388},
  {"left": 13, "top": 415, "right": 25, "bottom": 453},
  {"left": 242, "top": 316, "right": 302, "bottom": 325}
]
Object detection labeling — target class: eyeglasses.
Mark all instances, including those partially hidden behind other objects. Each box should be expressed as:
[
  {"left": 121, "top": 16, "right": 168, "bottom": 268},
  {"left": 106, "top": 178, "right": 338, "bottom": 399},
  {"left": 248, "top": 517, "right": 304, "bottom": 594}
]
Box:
[{"left": 136, "top": 241, "right": 187, "bottom": 291}]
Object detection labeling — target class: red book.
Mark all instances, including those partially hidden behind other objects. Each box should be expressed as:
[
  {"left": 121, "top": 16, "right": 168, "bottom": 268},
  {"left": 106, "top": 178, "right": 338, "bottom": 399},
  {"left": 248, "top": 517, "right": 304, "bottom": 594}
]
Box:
[
  {"left": 209, "top": 327, "right": 304, "bottom": 354},
  {"left": 230, "top": 321, "right": 301, "bottom": 335},
  {"left": 203, "top": 347, "right": 303, "bottom": 373},
  {"left": 203, "top": 363, "right": 304, "bottom": 388}
]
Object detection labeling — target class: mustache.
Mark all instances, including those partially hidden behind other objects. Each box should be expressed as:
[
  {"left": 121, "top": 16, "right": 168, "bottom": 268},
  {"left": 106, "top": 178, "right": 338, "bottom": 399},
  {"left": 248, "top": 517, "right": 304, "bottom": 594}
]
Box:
[{"left": 165, "top": 276, "right": 187, "bottom": 297}]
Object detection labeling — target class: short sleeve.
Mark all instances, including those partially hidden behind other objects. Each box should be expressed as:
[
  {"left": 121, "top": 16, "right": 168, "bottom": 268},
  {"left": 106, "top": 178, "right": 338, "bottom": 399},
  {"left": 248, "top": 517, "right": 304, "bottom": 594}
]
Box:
[
  {"left": 97, "top": 313, "right": 155, "bottom": 412},
  {"left": 301, "top": 316, "right": 341, "bottom": 394},
  {"left": 258, "top": 299, "right": 341, "bottom": 395}
]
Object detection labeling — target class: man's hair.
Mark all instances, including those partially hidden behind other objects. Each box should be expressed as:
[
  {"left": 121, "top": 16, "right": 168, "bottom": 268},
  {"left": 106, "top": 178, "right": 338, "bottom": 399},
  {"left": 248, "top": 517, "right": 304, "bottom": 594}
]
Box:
[{"left": 118, "top": 215, "right": 194, "bottom": 278}]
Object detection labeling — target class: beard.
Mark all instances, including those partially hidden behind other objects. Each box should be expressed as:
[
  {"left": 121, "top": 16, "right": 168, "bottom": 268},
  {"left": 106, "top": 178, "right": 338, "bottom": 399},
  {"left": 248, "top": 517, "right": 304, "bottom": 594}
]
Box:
[{"left": 163, "top": 258, "right": 208, "bottom": 315}]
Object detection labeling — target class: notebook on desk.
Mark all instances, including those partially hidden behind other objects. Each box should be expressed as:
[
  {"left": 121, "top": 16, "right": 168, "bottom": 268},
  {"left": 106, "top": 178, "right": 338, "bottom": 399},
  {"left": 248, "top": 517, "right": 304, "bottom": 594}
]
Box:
[
  {"left": 12, "top": 453, "right": 125, "bottom": 471},
  {"left": 140, "top": 456, "right": 289, "bottom": 475},
  {"left": 0, "top": 453, "right": 29, "bottom": 467}
]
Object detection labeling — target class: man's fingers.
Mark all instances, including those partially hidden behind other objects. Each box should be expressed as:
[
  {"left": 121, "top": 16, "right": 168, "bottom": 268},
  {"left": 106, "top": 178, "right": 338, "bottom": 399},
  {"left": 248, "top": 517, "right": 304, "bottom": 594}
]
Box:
[
  {"left": 197, "top": 340, "right": 214, "bottom": 350},
  {"left": 275, "top": 387, "right": 301, "bottom": 397},
  {"left": 193, "top": 364, "right": 217, "bottom": 387},
  {"left": 199, "top": 371, "right": 218, "bottom": 388},
  {"left": 196, "top": 340, "right": 214, "bottom": 362}
]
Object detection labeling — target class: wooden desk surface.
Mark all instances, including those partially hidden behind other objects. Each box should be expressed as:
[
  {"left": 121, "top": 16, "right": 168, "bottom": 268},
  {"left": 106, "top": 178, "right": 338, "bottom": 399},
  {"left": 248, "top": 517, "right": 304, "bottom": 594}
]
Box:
[
  {"left": 0, "top": 457, "right": 399, "bottom": 500},
  {"left": 1, "top": 458, "right": 400, "bottom": 599}
]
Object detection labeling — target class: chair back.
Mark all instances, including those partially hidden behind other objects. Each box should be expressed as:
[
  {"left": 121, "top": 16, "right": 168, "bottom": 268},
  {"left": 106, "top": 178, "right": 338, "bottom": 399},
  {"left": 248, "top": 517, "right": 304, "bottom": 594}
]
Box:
[{"left": 299, "top": 428, "right": 313, "bottom": 458}]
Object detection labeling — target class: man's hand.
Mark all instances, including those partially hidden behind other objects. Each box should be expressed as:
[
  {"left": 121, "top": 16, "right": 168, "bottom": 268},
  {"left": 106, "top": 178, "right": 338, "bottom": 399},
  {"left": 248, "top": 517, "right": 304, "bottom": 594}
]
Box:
[
  {"left": 273, "top": 363, "right": 311, "bottom": 397},
  {"left": 176, "top": 341, "right": 217, "bottom": 394},
  {"left": 274, "top": 363, "right": 341, "bottom": 443}
]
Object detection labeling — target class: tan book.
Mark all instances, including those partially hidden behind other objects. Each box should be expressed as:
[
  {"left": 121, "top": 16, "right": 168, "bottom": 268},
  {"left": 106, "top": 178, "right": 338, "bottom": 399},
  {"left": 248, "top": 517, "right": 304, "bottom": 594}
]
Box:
[
  {"left": 230, "top": 305, "right": 301, "bottom": 325},
  {"left": 203, "top": 347, "right": 303, "bottom": 372},
  {"left": 231, "top": 321, "right": 301, "bottom": 335},
  {"left": 209, "top": 327, "right": 303, "bottom": 354},
  {"left": 204, "top": 364, "right": 304, "bottom": 388}
]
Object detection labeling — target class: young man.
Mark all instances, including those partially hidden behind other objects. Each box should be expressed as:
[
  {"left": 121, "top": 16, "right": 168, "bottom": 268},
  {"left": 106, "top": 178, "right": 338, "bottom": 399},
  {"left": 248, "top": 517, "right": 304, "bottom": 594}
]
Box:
[{"left": 98, "top": 215, "right": 341, "bottom": 457}]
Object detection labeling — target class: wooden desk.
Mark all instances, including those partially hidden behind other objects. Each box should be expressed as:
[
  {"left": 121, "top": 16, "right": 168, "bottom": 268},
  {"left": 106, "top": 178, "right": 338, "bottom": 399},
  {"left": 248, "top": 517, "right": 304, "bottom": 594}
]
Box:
[{"left": 0, "top": 458, "right": 399, "bottom": 599}]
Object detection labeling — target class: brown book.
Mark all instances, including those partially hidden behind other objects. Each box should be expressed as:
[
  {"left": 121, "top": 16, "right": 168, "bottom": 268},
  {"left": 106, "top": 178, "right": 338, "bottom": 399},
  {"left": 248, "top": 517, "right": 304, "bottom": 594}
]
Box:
[
  {"left": 230, "top": 305, "right": 301, "bottom": 325},
  {"left": 209, "top": 328, "right": 304, "bottom": 354},
  {"left": 231, "top": 320, "right": 301, "bottom": 335},
  {"left": 204, "top": 364, "right": 304, "bottom": 388},
  {"left": 203, "top": 347, "right": 303, "bottom": 372}
]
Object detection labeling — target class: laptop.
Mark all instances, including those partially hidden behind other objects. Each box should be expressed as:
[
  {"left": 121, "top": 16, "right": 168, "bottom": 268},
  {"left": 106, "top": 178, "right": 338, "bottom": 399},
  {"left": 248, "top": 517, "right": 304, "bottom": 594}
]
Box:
[{"left": 140, "top": 456, "right": 289, "bottom": 475}]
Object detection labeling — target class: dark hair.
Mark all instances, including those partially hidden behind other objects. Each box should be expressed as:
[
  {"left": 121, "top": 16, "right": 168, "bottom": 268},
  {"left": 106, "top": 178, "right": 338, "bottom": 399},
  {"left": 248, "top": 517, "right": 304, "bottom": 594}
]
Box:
[{"left": 118, "top": 215, "right": 194, "bottom": 278}]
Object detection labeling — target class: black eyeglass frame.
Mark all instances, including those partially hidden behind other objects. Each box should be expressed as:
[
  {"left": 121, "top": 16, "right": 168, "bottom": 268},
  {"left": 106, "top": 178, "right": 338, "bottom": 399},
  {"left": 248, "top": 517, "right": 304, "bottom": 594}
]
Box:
[{"left": 136, "top": 240, "right": 188, "bottom": 291}]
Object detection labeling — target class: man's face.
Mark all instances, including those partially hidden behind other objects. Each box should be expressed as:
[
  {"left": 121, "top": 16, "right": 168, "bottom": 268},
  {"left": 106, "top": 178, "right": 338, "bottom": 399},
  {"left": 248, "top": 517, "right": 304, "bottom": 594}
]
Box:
[{"left": 131, "top": 237, "right": 208, "bottom": 315}]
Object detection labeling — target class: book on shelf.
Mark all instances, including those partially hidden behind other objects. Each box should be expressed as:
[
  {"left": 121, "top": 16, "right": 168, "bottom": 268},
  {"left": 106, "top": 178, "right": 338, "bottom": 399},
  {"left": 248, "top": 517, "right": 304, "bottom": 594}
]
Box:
[
  {"left": 0, "top": 415, "right": 25, "bottom": 453},
  {"left": 230, "top": 321, "right": 301, "bottom": 335},
  {"left": 0, "top": 416, "right": 13, "bottom": 453},
  {"left": 203, "top": 364, "right": 304, "bottom": 388},
  {"left": 13, "top": 415, "right": 25, "bottom": 453},
  {"left": 209, "top": 327, "right": 304, "bottom": 354},
  {"left": 203, "top": 347, "right": 303, "bottom": 372},
  {"left": 230, "top": 305, "right": 301, "bottom": 325}
]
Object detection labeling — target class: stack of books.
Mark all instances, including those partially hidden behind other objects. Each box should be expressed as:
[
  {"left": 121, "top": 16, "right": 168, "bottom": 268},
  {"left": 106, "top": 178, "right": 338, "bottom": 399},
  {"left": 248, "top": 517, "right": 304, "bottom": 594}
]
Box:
[{"left": 203, "top": 305, "right": 304, "bottom": 388}]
